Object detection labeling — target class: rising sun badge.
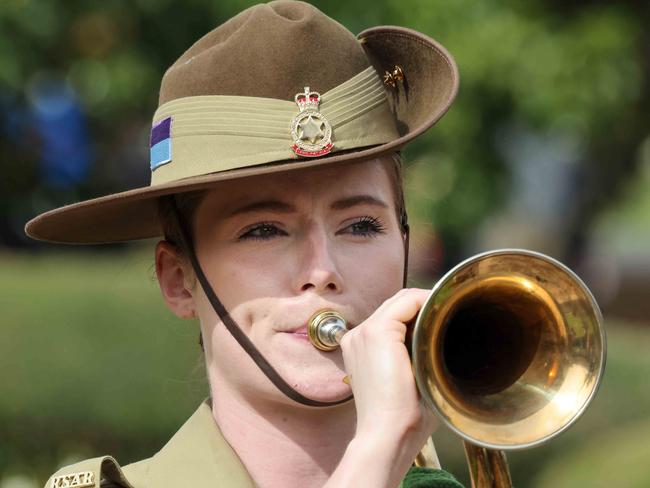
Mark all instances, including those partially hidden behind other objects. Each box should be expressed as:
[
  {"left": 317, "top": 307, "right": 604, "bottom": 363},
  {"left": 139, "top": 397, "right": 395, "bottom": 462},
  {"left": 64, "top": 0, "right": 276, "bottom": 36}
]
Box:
[{"left": 290, "top": 87, "right": 333, "bottom": 157}]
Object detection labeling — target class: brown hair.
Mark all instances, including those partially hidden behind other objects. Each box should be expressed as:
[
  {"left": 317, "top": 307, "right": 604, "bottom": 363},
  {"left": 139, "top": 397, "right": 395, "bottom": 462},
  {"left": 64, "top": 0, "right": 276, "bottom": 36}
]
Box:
[{"left": 156, "top": 152, "right": 406, "bottom": 257}]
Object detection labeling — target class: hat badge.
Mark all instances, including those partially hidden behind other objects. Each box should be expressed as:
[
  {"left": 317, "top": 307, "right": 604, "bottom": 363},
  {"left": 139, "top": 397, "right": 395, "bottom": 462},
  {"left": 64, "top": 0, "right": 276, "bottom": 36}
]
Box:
[{"left": 290, "top": 87, "right": 333, "bottom": 157}]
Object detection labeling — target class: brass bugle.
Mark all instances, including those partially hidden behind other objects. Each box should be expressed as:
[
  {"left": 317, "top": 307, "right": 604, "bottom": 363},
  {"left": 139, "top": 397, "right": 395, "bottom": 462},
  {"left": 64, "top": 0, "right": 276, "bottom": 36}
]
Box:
[{"left": 307, "top": 249, "right": 606, "bottom": 488}]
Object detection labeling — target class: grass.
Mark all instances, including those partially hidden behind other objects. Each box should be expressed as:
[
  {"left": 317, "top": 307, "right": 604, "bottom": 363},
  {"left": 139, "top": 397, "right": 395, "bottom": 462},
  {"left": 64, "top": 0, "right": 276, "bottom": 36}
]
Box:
[
  {"left": 0, "top": 247, "right": 208, "bottom": 480},
  {"left": 531, "top": 417, "right": 650, "bottom": 488}
]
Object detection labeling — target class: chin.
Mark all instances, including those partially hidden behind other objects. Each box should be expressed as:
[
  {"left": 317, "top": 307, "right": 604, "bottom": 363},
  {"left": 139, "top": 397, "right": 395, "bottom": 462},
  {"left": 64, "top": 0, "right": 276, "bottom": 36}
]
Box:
[
  {"left": 292, "top": 375, "right": 352, "bottom": 403},
  {"left": 267, "top": 359, "right": 352, "bottom": 405}
]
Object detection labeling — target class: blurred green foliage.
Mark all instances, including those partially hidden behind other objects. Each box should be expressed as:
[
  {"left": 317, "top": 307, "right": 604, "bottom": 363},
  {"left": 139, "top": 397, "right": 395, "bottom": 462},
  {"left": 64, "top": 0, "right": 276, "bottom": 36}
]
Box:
[{"left": 1, "top": 0, "right": 649, "bottom": 264}]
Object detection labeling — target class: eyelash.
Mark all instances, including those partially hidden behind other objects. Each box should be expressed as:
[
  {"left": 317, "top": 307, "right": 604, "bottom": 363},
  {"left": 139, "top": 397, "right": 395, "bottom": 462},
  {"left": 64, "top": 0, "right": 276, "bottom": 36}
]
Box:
[
  {"left": 238, "top": 222, "right": 287, "bottom": 241},
  {"left": 238, "top": 216, "right": 386, "bottom": 241},
  {"left": 345, "top": 216, "right": 386, "bottom": 237}
]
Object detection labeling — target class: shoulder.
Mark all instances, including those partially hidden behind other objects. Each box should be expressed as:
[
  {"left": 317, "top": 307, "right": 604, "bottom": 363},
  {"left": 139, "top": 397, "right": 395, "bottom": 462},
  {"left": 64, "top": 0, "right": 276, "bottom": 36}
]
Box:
[{"left": 43, "top": 456, "right": 151, "bottom": 488}]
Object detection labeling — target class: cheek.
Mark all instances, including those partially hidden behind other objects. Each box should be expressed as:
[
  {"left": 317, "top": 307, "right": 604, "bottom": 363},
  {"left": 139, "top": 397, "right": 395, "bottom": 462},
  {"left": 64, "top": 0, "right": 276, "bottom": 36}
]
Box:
[
  {"left": 194, "top": 252, "right": 290, "bottom": 348},
  {"left": 201, "top": 247, "right": 290, "bottom": 306},
  {"left": 339, "top": 237, "right": 405, "bottom": 309}
]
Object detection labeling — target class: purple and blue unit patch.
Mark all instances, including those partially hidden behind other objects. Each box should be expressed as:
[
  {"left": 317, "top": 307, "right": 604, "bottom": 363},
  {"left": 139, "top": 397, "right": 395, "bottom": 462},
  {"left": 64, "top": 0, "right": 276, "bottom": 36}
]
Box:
[{"left": 150, "top": 116, "right": 172, "bottom": 170}]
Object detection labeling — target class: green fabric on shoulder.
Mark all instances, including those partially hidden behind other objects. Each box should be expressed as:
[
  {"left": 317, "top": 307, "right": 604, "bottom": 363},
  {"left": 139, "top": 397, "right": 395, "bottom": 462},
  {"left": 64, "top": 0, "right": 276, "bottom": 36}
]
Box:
[{"left": 400, "top": 467, "right": 465, "bottom": 488}]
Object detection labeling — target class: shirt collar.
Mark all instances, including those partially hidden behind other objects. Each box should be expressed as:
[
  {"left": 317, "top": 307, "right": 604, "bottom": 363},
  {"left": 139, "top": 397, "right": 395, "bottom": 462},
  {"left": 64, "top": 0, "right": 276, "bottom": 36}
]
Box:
[{"left": 143, "top": 399, "right": 256, "bottom": 487}]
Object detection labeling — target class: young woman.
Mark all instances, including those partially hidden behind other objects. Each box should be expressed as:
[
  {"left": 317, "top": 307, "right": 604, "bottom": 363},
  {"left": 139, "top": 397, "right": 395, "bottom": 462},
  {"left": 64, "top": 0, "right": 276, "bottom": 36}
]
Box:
[{"left": 27, "top": 2, "right": 461, "bottom": 487}]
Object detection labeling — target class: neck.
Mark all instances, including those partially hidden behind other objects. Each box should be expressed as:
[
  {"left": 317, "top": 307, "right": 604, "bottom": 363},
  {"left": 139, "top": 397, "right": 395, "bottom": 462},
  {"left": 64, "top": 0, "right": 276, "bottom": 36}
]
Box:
[{"left": 211, "top": 381, "right": 356, "bottom": 488}]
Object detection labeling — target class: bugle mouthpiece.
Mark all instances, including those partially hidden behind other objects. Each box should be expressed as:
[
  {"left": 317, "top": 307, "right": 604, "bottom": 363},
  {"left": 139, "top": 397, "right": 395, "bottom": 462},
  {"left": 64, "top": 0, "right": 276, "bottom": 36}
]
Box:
[{"left": 307, "top": 310, "right": 347, "bottom": 351}]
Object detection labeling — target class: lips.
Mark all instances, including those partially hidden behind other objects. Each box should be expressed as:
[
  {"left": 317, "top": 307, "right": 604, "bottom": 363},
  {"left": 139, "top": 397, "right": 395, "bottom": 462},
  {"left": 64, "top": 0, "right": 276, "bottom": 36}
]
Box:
[
  {"left": 280, "top": 325, "right": 310, "bottom": 343},
  {"left": 278, "top": 319, "right": 310, "bottom": 334}
]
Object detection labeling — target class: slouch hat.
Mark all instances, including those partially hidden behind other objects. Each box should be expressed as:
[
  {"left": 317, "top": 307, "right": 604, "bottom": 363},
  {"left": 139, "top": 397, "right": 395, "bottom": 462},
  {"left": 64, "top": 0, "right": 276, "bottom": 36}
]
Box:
[{"left": 25, "top": 0, "right": 458, "bottom": 244}]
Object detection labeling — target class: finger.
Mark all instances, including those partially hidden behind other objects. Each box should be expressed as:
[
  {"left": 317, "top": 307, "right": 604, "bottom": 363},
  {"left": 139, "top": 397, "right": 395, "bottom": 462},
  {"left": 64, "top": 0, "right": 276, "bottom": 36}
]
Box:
[{"left": 372, "top": 288, "right": 431, "bottom": 325}]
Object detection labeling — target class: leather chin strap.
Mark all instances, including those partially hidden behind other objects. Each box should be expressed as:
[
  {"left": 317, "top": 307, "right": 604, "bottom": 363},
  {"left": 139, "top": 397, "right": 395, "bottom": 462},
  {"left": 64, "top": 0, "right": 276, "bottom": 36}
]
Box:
[{"left": 171, "top": 199, "right": 410, "bottom": 408}]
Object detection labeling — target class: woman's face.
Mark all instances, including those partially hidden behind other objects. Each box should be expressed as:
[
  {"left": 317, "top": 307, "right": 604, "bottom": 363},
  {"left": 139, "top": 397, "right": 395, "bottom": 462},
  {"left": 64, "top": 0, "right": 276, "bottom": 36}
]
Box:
[{"left": 189, "top": 157, "right": 405, "bottom": 404}]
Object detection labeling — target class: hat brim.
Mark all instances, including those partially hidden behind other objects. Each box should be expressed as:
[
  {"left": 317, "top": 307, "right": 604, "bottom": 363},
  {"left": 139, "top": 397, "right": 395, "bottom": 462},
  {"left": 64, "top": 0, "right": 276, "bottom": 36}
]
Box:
[{"left": 25, "top": 26, "right": 458, "bottom": 244}]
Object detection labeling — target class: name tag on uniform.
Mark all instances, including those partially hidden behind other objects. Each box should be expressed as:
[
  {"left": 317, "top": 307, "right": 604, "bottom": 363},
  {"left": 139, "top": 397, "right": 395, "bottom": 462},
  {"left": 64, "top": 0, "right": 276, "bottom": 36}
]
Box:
[{"left": 51, "top": 471, "right": 95, "bottom": 488}]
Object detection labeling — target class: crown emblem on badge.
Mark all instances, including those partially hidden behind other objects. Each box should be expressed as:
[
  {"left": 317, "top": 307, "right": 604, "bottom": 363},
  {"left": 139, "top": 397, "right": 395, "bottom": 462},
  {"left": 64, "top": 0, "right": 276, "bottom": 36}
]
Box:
[{"left": 290, "top": 87, "right": 333, "bottom": 157}]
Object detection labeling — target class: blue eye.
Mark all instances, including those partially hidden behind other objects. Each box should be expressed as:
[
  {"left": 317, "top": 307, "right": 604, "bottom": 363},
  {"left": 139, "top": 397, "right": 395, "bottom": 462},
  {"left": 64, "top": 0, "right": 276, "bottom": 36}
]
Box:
[
  {"left": 239, "top": 223, "right": 287, "bottom": 241},
  {"left": 346, "top": 216, "right": 386, "bottom": 237}
]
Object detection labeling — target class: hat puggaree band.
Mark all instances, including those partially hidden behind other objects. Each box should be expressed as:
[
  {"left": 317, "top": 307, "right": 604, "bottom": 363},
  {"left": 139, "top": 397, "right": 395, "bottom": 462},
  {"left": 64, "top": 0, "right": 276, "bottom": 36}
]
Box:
[{"left": 149, "top": 66, "right": 398, "bottom": 185}]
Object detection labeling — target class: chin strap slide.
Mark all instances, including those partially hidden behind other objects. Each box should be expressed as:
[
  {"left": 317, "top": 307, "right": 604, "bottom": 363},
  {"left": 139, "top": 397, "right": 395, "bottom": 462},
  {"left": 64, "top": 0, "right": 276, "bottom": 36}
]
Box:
[{"left": 401, "top": 210, "right": 410, "bottom": 288}]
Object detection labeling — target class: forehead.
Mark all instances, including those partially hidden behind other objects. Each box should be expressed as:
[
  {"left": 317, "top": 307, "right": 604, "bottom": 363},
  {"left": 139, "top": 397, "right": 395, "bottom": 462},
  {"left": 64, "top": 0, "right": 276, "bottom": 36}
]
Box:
[{"left": 199, "top": 157, "right": 396, "bottom": 213}]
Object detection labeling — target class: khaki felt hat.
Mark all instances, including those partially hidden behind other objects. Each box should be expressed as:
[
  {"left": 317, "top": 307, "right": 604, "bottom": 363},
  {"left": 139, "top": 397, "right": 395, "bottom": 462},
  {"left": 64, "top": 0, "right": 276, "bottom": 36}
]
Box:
[{"left": 25, "top": 0, "right": 458, "bottom": 244}]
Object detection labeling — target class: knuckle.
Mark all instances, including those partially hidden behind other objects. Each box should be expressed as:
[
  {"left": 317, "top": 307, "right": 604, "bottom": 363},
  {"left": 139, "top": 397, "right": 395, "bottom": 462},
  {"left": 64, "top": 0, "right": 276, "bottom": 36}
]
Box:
[
  {"left": 386, "top": 288, "right": 408, "bottom": 302},
  {"left": 393, "top": 287, "right": 426, "bottom": 302},
  {"left": 341, "top": 325, "right": 365, "bottom": 348},
  {"left": 339, "top": 331, "right": 352, "bottom": 349},
  {"left": 358, "top": 325, "right": 373, "bottom": 341},
  {"left": 348, "top": 322, "right": 367, "bottom": 341}
]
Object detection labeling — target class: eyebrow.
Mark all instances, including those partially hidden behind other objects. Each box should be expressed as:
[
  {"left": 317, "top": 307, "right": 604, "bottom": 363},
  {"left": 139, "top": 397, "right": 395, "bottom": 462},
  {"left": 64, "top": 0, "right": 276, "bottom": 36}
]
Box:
[
  {"left": 226, "top": 200, "right": 296, "bottom": 218},
  {"left": 225, "top": 194, "right": 389, "bottom": 218},
  {"left": 330, "top": 194, "right": 389, "bottom": 211}
]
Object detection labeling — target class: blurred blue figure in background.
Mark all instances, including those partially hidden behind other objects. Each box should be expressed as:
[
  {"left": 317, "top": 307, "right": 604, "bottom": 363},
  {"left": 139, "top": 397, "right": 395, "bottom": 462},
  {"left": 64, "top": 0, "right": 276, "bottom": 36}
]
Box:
[
  {"left": 0, "top": 74, "right": 94, "bottom": 246},
  {"left": 27, "top": 74, "right": 92, "bottom": 190}
]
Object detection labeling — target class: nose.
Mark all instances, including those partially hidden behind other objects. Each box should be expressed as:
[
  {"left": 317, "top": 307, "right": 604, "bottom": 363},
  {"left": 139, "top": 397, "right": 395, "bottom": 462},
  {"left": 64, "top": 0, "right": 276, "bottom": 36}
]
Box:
[{"left": 295, "top": 225, "right": 343, "bottom": 294}]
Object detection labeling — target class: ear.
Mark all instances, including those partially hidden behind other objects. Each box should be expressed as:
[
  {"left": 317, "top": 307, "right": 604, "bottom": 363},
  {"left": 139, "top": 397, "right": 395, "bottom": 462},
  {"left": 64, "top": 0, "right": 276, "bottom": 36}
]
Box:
[{"left": 155, "top": 240, "right": 197, "bottom": 319}]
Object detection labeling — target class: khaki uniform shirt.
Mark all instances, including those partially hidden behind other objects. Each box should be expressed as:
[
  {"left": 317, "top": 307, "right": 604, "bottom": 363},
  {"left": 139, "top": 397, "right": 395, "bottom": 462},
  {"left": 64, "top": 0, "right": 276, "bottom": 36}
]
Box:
[
  {"left": 44, "top": 400, "right": 464, "bottom": 488},
  {"left": 45, "top": 399, "right": 255, "bottom": 488}
]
